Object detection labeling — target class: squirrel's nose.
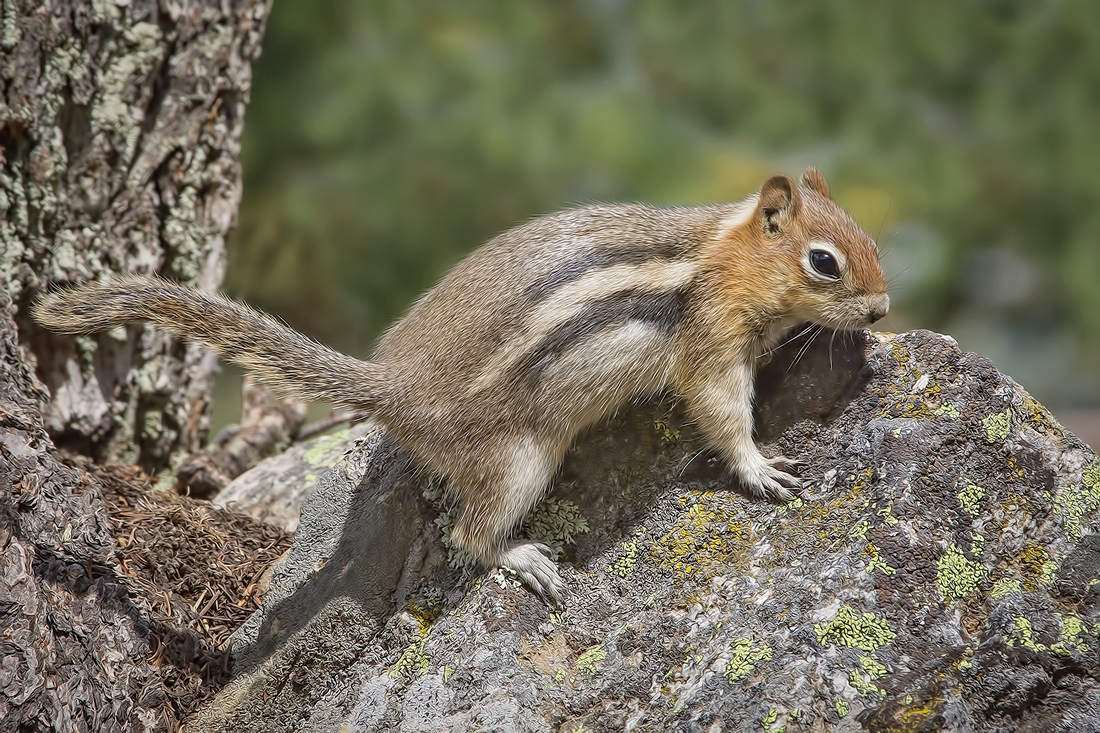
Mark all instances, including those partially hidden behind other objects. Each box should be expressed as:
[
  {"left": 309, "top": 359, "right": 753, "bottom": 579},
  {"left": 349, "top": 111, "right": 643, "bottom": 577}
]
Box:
[{"left": 868, "top": 294, "right": 890, "bottom": 324}]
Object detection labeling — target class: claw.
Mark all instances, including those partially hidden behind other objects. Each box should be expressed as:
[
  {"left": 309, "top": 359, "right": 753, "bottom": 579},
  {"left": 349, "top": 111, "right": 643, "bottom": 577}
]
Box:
[
  {"left": 499, "top": 542, "right": 563, "bottom": 605},
  {"left": 766, "top": 455, "right": 806, "bottom": 475}
]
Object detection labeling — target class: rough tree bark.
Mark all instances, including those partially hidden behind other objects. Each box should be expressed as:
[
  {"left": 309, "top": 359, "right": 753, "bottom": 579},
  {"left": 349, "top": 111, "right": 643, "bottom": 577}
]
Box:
[
  {"left": 1, "top": 0, "right": 270, "bottom": 474},
  {"left": 0, "top": 289, "right": 171, "bottom": 732},
  {"left": 0, "top": 1, "right": 271, "bottom": 730}
]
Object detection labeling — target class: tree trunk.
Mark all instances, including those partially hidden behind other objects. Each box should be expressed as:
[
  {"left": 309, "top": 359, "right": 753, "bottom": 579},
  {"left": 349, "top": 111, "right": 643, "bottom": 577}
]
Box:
[
  {"left": 2, "top": 0, "right": 270, "bottom": 474},
  {"left": 0, "top": 290, "right": 172, "bottom": 732},
  {"left": 0, "top": 1, "right": 272, "bottom": 729}
]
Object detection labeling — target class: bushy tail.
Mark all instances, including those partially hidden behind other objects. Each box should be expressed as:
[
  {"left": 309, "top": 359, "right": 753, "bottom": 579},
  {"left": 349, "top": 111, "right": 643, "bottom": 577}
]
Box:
[{"left": 32, "top": 275, "right": 388, "bottom": 414}]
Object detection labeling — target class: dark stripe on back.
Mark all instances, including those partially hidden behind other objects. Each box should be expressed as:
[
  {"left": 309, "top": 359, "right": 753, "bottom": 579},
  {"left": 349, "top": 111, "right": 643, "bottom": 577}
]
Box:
[
  {"left": 523, "top": 241, "right": 688, "bottom": 302},
  {"left": 514, "top": 286, "right": 691, "bottom": 387}
]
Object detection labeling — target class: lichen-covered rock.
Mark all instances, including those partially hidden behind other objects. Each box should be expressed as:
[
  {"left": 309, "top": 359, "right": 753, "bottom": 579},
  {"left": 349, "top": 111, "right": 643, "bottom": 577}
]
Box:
[
  {"left": 211, "top": 422, "right": 372, "bottom": 531},
  {"left": 187, "top": 330, "right": 1100, "bottom": 733}
]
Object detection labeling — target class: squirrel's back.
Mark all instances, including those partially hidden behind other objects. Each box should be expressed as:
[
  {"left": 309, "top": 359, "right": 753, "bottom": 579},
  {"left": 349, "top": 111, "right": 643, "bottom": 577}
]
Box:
[{"left": 374, "top": 201, "right": 750, "bottom": 380}]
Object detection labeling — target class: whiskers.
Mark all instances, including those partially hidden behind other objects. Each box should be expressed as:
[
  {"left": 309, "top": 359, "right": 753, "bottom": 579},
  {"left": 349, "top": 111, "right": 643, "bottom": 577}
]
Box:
[
  {"left": 786, "top": 325, "right": 825, "bottom": 374},
  {"left": 758, "top": 322, "right": 818, "bottom": 360}
]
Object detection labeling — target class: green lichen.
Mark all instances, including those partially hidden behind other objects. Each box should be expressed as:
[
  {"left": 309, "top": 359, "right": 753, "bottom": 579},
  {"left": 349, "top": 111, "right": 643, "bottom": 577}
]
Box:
[
  {"left": 576, "top": 646, "right": 607, "bottom": 675},
  {"left": 1050, "top": 614, "right": 1090, "bottom": 656},
  {"left": 609, "top": 527, "right": 646, "bottom": 578},
  {"left": 936, "top": 544, "right": 987, "bottom": 599},
  {"left": 654, "top": 417, "right": 681, "bottom": 443},
  {"left": 1007, "top": 616, "right": 1045, "bottom": 652},
  {"left": 835, "top": 699, "right": 850, "bottom": 717},
  {"left": 521, "top": 497, "right": 591, "bottom": 560},
  {"left": 1053, "top": 459, "right": 1100, "bottom": 542},
  {"left": 958, "top": 483, "right": 985, "bottom": 516},
  {"left": 983, "top": 409, "right": 1011, "bottom": 443},
  {"left": 762, "top": 707, "right": 779, "bottom": 730},
  {"left": 815, "top": 605, "right": 897, "bottom": 652},
  {"left": 862, "top": 544, "right": 896, "bottom": 576},
  {"left": 935, "top": 402, "right": 960, "bottom": 419},
  {"left": 777, "top": 496, "right": 804, "bottom": 514},
  {"left": 391, "top": 636, "right": 430, "bottom": 679},
  {"left": 302, "top": 428, "right": 351, "bottom": 466},
  {"left": 859, "top": 655, "right": 887, "bottom": 678},
  {"left": 723, "top": 638, "right": 773, "bottom": 682},
  {"left": 849, "top": 667, "right": 885, "bottom": 697},
  {"left": 865, "top": 556, "right": 897, "bottom": 576},
  {"left": 990, "top": 578, "right": 1022, "bottom": 598}
]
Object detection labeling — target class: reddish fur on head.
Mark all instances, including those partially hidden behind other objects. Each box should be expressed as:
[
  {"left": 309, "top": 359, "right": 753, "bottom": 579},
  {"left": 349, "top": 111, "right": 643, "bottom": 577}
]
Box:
[{"left": 703, "top": 167, "right": 889, "bottom": 339}]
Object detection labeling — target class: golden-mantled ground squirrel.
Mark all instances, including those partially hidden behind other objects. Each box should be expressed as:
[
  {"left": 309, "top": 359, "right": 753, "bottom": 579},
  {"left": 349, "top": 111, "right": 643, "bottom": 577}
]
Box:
[{"left": 34, "top": 167, "right": 888, "bottom": 602}]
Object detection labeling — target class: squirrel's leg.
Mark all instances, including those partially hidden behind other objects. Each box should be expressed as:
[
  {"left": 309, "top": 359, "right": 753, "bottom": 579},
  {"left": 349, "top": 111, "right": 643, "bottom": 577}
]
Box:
[
  {"left": 450, "top": 438, "right": 562, "bottom": 602},
  {"left": 682, "top": 360, "right": 802, "bottom": 502}
]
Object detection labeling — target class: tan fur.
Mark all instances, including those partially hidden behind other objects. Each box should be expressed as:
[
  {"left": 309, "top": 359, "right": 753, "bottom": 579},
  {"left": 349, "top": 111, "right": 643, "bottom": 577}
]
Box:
[{"left": 33, "top": 167, "right": 888, "bottom": 602}]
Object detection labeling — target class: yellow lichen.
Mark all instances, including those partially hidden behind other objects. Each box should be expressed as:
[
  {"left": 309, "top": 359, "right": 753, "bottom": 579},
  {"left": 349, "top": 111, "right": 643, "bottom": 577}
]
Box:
[
  {"left": 936, "top": 544, "right": 987, "bottom": 599},
  {"left": 653, "top": 417, "right": 681, "bottom": 443},
  {"left": 1016, "top": 543, "right": 1057, "bottom": 589},
  {"left": 650, "top": 493, "right": 753, "bottom": 580},
  {"left": 815, "top": 605, "right": 897, "bottom": 652},
  {"left": 835, "top": 699, "right": 850, "bottom": 717}
]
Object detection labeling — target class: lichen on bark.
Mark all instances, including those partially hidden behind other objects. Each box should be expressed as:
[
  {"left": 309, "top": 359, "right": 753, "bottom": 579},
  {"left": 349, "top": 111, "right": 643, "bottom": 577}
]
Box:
[{"left": 2, "top": 0, "right": 271, "bottom": 474}]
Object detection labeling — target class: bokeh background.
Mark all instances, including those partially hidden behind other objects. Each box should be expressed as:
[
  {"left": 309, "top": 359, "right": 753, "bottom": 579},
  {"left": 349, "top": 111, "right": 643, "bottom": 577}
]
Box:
[{"left": 215, "top": 0, "right": 1100, "bottom": 445}]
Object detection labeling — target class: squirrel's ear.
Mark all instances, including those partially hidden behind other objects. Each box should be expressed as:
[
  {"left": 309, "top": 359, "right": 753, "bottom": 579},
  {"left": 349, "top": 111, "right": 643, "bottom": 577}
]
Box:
[
  {"left": 800, "top": 166, "right": 831, "bottom": 199},
  {"left": 757, "top": 174, "right": 801, "bottom": 235}
]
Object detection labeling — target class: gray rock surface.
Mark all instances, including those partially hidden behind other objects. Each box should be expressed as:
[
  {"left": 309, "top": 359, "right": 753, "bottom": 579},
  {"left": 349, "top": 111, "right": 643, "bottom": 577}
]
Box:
[
  {"left": 187, "top": 329, "right": 1100, "bottom": 732},
  {"left": 212, "top": 422, "right": 372, "bottom": 532}
]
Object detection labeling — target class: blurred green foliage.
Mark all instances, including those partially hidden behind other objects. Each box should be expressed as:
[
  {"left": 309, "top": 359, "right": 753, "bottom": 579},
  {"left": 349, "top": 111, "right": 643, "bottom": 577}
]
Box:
[{"left": 228, "top": 0, "right": 1100, "bottom": 407}]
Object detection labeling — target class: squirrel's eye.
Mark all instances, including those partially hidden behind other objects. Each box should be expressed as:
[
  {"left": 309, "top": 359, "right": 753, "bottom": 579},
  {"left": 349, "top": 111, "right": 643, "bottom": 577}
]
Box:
[{"left": 809, "top": 250, "right": 841, "bottom": 279}]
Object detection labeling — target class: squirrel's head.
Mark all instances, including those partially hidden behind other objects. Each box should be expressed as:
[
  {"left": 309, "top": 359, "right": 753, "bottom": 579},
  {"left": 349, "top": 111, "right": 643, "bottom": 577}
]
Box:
[{"left": 748, "top": 167, "right": 889, "bottom": 330}]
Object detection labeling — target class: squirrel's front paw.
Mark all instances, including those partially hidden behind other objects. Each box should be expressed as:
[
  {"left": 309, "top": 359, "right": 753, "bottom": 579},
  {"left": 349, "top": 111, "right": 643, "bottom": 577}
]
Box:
[{"left": 741, "top": 456, "right": 803, "bottom": 502}]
